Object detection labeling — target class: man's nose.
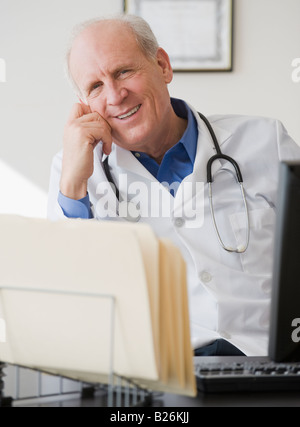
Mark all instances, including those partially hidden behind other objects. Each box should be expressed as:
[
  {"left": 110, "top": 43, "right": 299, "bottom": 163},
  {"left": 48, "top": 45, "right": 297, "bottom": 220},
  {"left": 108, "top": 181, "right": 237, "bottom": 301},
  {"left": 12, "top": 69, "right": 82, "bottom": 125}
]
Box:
[{"left": 106, "top": 82, "right": 128, "bottom": 105}]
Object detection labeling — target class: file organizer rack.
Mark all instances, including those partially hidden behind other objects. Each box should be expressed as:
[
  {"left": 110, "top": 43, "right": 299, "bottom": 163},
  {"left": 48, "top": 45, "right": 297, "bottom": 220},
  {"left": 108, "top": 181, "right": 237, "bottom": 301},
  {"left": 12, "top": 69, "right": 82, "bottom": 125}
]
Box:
[
  {"left": 0, "top": 285, "right": 152, "bottom": 407},
  {"left": 0, "top": 362, "right": 12, "bottom": 407},
  {"left": 0, "top": 361, "right": 5, "bottom": 406}
]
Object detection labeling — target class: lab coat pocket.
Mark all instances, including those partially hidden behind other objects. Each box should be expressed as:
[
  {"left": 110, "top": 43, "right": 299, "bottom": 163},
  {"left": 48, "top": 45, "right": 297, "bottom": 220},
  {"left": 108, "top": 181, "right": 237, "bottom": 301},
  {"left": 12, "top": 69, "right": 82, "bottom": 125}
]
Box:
[{"left": 230, "top": 208, "right": 276, "bottom": 276}]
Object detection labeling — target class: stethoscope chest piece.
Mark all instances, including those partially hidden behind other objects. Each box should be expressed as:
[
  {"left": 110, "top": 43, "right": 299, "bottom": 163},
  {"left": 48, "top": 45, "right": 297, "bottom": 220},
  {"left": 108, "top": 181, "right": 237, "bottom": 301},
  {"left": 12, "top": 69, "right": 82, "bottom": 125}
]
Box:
[{"left": 207, "top": 155, "right": 250, "bottom": 254}]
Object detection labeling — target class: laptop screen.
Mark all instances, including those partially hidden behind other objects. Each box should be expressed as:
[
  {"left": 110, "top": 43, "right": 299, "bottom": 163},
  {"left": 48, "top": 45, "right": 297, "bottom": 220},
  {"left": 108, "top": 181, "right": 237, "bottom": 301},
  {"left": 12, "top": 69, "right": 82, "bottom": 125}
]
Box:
[{"left": 269, "top": 161, "right": 300, "bottom": 362}]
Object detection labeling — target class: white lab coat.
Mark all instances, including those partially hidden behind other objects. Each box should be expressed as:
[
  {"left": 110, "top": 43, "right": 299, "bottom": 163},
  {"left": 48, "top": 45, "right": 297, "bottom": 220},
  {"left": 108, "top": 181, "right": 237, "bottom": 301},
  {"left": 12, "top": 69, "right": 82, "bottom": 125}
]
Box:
[{"left": 47, "top": 103, "right": 300, "bottom": 356}]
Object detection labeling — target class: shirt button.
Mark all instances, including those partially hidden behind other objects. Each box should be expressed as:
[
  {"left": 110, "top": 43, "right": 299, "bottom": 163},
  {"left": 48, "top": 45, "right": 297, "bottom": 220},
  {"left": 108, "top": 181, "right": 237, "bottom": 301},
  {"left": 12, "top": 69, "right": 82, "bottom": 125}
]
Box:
[
  {"left": 261, "top": 280, "right": 271, "bottom": 295},
  {"left": 174, "top": 217, "right": 185, "bottom": 228},
  {"left": 200, "top": 271, "right": 212, "bottom": 283},
  {"left": 134, "top": 152, "right": 141, "bottom": 158}
]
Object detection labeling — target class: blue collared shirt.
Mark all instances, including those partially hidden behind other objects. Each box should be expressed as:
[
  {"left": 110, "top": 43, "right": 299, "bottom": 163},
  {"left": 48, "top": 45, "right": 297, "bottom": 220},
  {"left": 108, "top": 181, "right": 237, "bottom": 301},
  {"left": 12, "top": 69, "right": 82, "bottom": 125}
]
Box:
[{"left": 58, "top": 98, "right": 198, "bottom": 218}]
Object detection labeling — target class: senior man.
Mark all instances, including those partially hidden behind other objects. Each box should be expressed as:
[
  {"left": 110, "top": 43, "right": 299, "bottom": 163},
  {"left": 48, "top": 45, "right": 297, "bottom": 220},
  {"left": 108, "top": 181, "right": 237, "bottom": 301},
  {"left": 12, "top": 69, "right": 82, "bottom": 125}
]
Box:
[{"left": 48, "top": 14, "right": 300, "bottom": 357}]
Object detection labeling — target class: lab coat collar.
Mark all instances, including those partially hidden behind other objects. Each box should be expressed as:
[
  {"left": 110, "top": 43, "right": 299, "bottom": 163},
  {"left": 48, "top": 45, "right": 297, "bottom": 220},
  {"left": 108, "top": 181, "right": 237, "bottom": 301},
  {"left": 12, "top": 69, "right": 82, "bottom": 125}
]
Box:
[{"left": 103, "top": 143, "right": 157, "bottom": 182}]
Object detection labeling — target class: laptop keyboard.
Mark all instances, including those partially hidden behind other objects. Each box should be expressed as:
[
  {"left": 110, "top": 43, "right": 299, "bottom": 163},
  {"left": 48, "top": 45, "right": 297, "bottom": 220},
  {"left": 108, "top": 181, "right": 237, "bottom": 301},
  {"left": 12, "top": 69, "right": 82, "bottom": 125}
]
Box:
[{"left": 194, "top": 357, "right": 300, "bottom": 393}]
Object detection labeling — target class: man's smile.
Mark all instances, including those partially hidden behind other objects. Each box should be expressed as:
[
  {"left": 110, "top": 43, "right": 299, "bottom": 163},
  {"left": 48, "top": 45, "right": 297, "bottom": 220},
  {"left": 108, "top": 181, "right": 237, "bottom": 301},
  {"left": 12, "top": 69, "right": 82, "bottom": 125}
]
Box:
[{"left": 116, "top": 104, "right": 141, "bottom": 120}]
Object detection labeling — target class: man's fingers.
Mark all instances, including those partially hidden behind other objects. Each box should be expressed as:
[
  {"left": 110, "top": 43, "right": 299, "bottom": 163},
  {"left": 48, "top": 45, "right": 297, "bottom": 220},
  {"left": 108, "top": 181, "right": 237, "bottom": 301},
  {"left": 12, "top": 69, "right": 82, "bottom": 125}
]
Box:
[
  {"left": 79, "top": 120, "right": 113, "bottom": 154},
  {"left": 66, "top": 103, "right": 112, "bottom": 154},
  {"left": 79, "top": 112, "right": 112, "bottom": 154},
  {"left": 102, "top": 140, "right": 112, "bottom": 155},
  {"left": 77, "top": 110, "right": 106, "bottom": 124},
  {"left": 69, "top": 103, "right": 111, "bottom": 132},
  {"left": 68, "top": 102, "right": 92, "bottom": 121}
]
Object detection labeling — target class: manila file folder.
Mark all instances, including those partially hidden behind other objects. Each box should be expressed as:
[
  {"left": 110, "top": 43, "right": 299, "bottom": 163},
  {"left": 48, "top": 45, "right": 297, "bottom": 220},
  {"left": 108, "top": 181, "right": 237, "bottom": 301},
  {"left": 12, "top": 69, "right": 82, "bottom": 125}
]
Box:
[{"left": 0, "top": 215, "right": 196, "bottom": 396}]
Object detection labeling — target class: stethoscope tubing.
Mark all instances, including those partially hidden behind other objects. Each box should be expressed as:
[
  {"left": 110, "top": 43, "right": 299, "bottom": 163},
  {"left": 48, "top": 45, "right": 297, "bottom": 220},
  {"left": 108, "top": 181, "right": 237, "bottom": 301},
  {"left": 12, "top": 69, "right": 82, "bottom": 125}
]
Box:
[{"left": 102, "top": 111, "right": 250, "bottom": 252}]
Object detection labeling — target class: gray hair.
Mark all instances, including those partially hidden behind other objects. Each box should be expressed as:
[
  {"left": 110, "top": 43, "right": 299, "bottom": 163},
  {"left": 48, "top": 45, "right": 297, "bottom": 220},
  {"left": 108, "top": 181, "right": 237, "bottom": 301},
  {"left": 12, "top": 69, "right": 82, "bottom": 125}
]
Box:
[{"left": 64, "top": 14, "right": 159, "bottom": 99}]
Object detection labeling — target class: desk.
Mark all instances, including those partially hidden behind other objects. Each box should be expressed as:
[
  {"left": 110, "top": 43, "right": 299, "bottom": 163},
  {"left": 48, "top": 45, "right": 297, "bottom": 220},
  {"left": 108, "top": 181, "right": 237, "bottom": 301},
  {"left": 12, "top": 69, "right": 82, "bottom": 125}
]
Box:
[
  {"left": 157, "top": 390, "right": 300, "bottom": 407},
  {"left": 12, "top": 388, "right": 300, "bottom": 407}
]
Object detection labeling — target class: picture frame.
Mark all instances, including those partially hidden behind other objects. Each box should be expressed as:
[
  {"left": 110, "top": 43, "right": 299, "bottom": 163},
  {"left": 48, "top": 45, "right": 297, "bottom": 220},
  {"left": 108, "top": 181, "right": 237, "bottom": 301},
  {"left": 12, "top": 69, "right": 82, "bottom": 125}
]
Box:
[{"left": 124, "top": 0, "right": 233, "bottom": 72}]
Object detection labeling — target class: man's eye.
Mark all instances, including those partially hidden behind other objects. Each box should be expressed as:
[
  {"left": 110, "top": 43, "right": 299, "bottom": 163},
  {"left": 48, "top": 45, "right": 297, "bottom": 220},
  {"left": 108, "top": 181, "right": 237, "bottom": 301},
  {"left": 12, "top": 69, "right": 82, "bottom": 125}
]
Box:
[
  {"left": 87, "top": 83, "right": 103, "bottom": 100},
  {"left": 92, "top": 83, "right": 102, "bottom": 91},
  {"left": 119, "top": 69, "right": 131, "bottom": 76}
]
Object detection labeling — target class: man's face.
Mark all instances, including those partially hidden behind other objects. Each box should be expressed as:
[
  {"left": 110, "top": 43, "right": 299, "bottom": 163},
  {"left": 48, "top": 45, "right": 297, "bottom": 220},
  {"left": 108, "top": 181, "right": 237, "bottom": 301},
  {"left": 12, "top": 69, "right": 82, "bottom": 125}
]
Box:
[{"left": 69, "top": 22, "right": 173, "bottom": 152}]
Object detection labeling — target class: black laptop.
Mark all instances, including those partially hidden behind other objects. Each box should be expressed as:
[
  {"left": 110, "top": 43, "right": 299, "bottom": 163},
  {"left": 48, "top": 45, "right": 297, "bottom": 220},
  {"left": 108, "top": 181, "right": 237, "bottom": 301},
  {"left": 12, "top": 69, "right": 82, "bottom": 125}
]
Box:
[{"left": 194, "top": 161, "right": 300, "bottom": 392}]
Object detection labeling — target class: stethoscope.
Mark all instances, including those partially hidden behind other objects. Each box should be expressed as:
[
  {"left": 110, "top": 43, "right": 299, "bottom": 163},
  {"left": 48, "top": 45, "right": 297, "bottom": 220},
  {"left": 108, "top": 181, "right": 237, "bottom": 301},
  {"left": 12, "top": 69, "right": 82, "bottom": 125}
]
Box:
[{"left": 103, "top": 112, "right": 250, "bottom": 253}]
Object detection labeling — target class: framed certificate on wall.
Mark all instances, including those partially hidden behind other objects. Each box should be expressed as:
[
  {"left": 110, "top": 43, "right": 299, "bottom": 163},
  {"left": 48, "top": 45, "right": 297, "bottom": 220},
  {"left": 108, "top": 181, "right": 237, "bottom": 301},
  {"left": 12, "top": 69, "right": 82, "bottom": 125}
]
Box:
[{"left": 124, "top": 0, "right": 233, "bottom": 71}]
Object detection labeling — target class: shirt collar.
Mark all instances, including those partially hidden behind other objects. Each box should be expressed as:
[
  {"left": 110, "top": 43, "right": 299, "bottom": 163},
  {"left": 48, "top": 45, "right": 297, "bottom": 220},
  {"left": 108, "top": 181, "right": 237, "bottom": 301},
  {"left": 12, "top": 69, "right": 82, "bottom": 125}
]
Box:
[
  {"left": 130, "top": 97, "right": 198, "bottom": 163},
  {"left": 170, "top": 97, "right": 198, "bottom": 164}
]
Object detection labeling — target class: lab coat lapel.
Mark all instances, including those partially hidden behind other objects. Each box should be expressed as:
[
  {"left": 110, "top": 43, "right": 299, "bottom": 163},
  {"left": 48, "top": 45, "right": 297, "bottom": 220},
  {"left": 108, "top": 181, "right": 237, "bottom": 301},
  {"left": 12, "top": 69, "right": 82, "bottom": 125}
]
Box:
[
  {"left": 110, "top": 144, "right": 156, "bottom": 182},
  {"left": 106, "top": 143, "right": 174, "bottom": 218}
]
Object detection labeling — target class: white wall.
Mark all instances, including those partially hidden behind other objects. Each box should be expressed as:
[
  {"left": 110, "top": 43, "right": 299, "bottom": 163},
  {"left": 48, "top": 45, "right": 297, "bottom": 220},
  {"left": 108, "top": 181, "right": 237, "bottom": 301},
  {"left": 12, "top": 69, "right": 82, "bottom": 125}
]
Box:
[{"left": 0, "top": 0, "right": 299, "bottom": 218}]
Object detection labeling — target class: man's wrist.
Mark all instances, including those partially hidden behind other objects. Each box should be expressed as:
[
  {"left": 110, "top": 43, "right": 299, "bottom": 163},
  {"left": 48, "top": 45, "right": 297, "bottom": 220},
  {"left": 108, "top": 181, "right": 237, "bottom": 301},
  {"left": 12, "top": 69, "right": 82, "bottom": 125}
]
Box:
[{"left": 60, "top": 178, "right": 88, "bottom": 200}]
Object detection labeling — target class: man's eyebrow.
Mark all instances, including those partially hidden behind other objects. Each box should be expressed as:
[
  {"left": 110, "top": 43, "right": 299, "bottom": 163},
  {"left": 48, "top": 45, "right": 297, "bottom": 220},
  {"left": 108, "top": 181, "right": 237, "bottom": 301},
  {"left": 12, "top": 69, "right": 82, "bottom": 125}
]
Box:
[
  {"left": 83, "top": 63, "right": 137, "bottom": 95},
  {"left": 112, "top": 63, "right": 135, "bottom": 75}
]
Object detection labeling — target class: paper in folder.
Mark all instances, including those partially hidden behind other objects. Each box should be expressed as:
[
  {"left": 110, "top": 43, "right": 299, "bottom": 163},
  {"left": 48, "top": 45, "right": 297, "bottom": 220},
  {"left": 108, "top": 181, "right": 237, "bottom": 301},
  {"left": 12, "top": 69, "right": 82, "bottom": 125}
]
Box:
[{"left": 0, "top": 215, "right": 196, "bottom": 397}]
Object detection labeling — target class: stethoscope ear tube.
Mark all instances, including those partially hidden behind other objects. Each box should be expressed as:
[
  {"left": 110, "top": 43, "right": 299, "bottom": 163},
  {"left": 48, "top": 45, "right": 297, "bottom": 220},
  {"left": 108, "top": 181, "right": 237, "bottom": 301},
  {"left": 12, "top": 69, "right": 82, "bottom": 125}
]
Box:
[
  {"left": 102, "top": 156, "right": 141, "bottom": 222},
  {"left": 201, "top": 111, "right": 249, "bottom": 253},
  {"left": 207, "top": 154, "right": 244, "bottom": 183},
  {"left": 103, "top": 156, "right": 120, "bottom": 201},
  {"left": 207, "top": 152, "right": 249, "bottom": 253},
  {"left": 208, "top": 180, "right": 250, "bottom": 253}
]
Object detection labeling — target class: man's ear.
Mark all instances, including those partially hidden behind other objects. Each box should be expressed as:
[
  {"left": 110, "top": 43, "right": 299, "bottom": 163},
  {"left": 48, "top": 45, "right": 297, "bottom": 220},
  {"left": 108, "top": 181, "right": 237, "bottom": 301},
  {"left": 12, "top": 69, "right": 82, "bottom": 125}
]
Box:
[{"left": 156, "top": 48, "right": 173, "bottom": 84}]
